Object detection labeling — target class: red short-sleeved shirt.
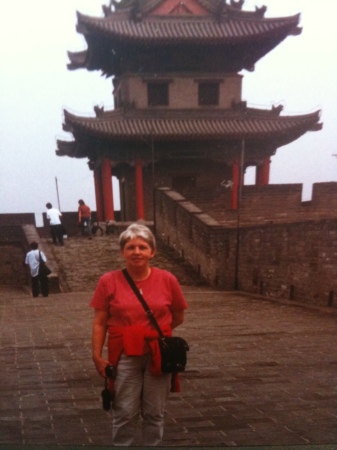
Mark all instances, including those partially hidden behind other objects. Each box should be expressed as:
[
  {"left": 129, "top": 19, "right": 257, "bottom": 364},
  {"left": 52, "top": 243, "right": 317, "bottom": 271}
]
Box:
[
  {"left": 90, "top": 268, "right": 188, "bottom": 332},
  {"left": 78, "top": 204, "right": 91, "bottom": 218}
]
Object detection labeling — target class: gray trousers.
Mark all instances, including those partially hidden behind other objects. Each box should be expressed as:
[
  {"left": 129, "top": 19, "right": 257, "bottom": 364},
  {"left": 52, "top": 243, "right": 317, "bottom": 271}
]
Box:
[{"left": 112, "top": 353, "right": 171, "bottom": 446}]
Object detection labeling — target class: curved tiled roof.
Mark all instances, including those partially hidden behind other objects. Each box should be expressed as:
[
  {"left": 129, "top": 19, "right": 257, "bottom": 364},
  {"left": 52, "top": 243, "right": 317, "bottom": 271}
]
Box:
[
  {"left": 68, "top": 1, "right": 301, "bottom": 74},
  {"left": 76, "top": 11, "right": 300, "bottom": 44},
  {"left": 69, "top": 4, "right": 301, "bottom": 74},
  {"left": 56, "top": 108, "right": 322, "bottom": 157}
]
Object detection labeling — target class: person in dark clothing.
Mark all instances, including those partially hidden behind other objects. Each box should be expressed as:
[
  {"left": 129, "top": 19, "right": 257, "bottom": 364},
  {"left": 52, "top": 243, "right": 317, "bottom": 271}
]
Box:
[{"left": 25, "top": 242, "right": 49, "bottom": 297}]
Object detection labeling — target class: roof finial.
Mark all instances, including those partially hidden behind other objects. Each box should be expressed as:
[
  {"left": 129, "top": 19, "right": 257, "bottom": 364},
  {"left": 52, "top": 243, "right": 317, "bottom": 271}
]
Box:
[
  {"left": 255, "top": 5, "right": 267, "bottom": 18},
  {"left": 215, "top": 0, "right": 226, "bottom": 22},
  {"left": 131, "top": 0, "right": 142, "bottom": 22},
  {"left": 230, "top": 0, "right": 244, "bottom": 10},
  {"left": 271, "top": 104, "right": 283, "bottom": 116}
]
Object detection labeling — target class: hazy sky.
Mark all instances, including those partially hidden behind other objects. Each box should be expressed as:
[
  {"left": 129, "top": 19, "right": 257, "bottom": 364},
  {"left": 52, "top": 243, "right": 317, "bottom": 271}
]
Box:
[{"left": 1, "top": 0, "right": 337, "bottom": 224}]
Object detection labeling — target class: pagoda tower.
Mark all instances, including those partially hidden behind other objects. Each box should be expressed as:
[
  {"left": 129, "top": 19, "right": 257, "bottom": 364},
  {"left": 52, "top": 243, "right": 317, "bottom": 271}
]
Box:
[{"left": 57, "top": 0, "right": 322, "bottom": 222}]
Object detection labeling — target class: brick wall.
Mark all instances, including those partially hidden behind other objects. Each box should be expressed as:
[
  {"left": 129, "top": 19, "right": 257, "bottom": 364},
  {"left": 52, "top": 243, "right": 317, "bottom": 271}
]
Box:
[
  {"left": 311, "top": 182, "right": 337, "bottom": 210},
  {"left": 238, "top": 220, "right": 337, "bottom": 306},
  {"left": 191, "top": 183, "right": 337, "bottom": 225},
  {"left": 154, "top": 185, "right": 337, "bottom": 308},
  {"left": 0, "top": 213, "right": 35, "bottom": 226},
  {"left": 0, "top": 226, "right": 30, "bottom": 285},
  {"left": 155, "top": 188, "right": 235, "bottom": 288}
]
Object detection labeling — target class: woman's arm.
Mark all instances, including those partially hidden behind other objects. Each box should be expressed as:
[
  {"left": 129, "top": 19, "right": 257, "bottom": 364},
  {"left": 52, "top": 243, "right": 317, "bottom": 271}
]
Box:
[
  {"left": 171, "top": 310, "right": 184, "bottom": 330},
  {"left": 92, "top": 309, "right": 110, "bottom": 378}
]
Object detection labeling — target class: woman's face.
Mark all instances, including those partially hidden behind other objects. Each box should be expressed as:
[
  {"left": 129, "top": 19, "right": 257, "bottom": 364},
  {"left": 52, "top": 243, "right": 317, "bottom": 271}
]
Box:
[{"left": 121, "top": 237, "right": 156, "bottom": 270}]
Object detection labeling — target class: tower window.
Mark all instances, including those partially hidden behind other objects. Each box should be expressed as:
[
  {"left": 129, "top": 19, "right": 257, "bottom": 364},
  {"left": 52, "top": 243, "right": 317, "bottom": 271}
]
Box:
[
  {"left": 198, "top": 82, "right": 219, "bottom": 106},
  {"left": 147, "top": 82, "right": 169, "bottom": 106}
]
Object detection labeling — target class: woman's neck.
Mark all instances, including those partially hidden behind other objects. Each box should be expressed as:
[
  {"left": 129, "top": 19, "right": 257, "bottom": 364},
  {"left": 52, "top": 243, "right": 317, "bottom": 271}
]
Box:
[{"left": 126, "top": 266, "right": 151, "bottom": 282}]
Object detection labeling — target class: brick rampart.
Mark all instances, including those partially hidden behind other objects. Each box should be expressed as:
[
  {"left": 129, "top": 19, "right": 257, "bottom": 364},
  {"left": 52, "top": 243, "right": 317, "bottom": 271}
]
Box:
[
  {"left": 238, "top": 220, "right": 337, "bottom": 305},
  {"left": 0, "top": 226, "right": 30, "bottom": 285},
  {"left": 186, "top": 182, "right": 337, "bottom": 224},
  {"left": 0, "top": 213, "right": 35, "bottom": 226},
  {"left": 155, "top": 188, "right": 235, "bottom": 288},
  {"left": 154, "top": 185, "right": 337, "bottom": 308}
]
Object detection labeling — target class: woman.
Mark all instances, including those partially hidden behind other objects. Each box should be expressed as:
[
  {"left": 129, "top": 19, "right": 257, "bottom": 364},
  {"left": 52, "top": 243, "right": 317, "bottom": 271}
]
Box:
[
  {"left": 90, "top": 223, "right": 188, "bottom": 446},
  {"left": 78, "top": 199, "right": 92, "bottom": 238}
]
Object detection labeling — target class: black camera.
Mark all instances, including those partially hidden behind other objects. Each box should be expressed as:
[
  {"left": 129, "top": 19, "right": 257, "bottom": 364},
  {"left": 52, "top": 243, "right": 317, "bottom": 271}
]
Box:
[
  {"left": 101, "top": 365, "right": 116, "bottom": 411},
  {"left": 101, "top": 383, "right": 112, "bottom": 411}
]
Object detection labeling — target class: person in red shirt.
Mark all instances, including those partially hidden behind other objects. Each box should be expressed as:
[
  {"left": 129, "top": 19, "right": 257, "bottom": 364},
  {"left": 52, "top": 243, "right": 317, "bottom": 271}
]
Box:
[
  {"left": 90, "top": 223, "right": 188, "bottom": 446},
  {"left": 78, "top": 199, "right": 92, "bottom": 238}
]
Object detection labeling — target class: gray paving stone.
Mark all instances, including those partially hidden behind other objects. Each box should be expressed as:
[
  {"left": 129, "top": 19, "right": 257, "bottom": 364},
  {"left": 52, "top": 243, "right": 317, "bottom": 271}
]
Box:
[{"left": 0, "top": 285, "right": 337, "bottom": 448}]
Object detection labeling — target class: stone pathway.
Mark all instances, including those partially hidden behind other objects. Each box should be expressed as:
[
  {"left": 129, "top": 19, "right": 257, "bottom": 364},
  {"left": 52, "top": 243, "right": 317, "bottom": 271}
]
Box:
[{"left": 0, "top": 285, "right": 336, "bottom": 448}]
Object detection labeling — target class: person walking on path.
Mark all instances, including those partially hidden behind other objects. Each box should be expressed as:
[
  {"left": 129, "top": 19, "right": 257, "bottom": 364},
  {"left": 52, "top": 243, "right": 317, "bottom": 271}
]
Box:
[
  {"left": 78, "top": 199, "right": 92, "bottom": 238},
  {"left": 90, "top": 223, "right": 188, "bottom": 446},
  {"left": 46, "top": 202, "right": 64, "bottom": 246},
  {"left": 25, "top": 242, "right": 49, "bottom": 297}
]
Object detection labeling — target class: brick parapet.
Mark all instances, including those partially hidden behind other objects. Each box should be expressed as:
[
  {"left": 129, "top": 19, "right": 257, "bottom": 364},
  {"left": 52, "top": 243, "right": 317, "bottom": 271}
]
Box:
[
  {"left": 0, "top": 213, "right": 35, "bottom": 226},
  {"left": 0, "top": 226, "right": 30, "bottom": 286},
  {"left": 155, "top": 186, "right": 337, "bottom": 307},
  {"left": 155, "top": 189, "right": 235, "bottom": 288}
]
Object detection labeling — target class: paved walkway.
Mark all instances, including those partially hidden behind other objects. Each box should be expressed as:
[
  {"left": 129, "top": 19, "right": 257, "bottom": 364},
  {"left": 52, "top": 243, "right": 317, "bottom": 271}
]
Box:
[{"left": 0, "top": 285, "right": 336, "bottom": 449}]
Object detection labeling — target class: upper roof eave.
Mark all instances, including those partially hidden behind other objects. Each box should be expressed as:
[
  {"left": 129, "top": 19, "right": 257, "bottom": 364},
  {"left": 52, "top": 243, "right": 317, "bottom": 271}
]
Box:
[{"left": 75, "top": 10, "right": 301, "bottom": 45}]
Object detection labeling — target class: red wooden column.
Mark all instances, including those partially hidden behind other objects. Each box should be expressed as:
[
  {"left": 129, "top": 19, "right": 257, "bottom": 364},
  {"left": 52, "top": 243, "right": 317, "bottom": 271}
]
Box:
[
  {"left": 93, "top": 167, "right": 104, "bottom": 221},
  {"left": 262, "top": 157, "right": 270, "bottom": 185},
  {"left": 135, "top": 159, "right": 145, "bottom": 220},
  {"left": 256, "top": 158, "right": 270, "bottom": 186},
  {"left": 256, "top": 163, "right": 263, "bottom": 186},
  {"left": 231, "top": 162, "right": 240, "bottom": 210},
  {"left": 101, "top": 158, "right": 115, "bottom": 221}
]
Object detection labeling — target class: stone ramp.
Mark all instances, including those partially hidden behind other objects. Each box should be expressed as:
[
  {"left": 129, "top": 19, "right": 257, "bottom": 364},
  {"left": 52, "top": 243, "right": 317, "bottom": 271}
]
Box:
[
  {"left": 0, "top": 286, "right": 336, "bottom": 447},
  {"left": 46, "top": 234, "right": 206, "bottom": 292}
]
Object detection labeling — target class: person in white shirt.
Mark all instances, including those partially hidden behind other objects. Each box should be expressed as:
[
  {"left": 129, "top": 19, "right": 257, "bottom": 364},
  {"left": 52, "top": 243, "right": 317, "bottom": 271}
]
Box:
[
  {"left": 25, "top": 242, "right": 49, "bottom": 297},
  {"left": 46, "top": 202, "right": 64, "bottom": 245}
]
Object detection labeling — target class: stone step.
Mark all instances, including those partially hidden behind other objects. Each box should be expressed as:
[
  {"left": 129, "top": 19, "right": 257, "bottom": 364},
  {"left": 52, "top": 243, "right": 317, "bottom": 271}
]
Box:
[{"left": 46, "top": 235, "right": 206, "bottom": 292}]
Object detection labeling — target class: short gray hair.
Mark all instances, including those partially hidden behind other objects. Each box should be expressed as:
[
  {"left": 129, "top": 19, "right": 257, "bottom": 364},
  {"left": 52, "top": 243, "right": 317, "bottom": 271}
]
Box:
[{"left": 119, "top": 223, "right": 156, "bottom": 250}]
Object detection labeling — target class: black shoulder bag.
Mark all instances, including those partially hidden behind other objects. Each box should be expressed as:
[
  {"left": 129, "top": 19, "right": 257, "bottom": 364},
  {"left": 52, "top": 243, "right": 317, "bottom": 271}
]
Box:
[
  {"left": 39, "top": 252, "right": 51, "bottom": 277},
  {"left": 122, "top": 269, "right": 189, "bottom": 373}
]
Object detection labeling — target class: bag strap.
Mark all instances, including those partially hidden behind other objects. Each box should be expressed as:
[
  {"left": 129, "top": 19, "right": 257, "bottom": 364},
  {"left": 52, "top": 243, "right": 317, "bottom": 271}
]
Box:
[{"left": 122, "top": 268, "right": 165, "bottom": 339}]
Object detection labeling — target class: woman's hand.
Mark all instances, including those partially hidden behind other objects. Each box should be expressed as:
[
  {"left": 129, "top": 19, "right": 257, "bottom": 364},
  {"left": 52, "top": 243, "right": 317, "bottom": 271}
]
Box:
[{"left": 93, "top": 355, "right": 111, "bottom": 378}]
